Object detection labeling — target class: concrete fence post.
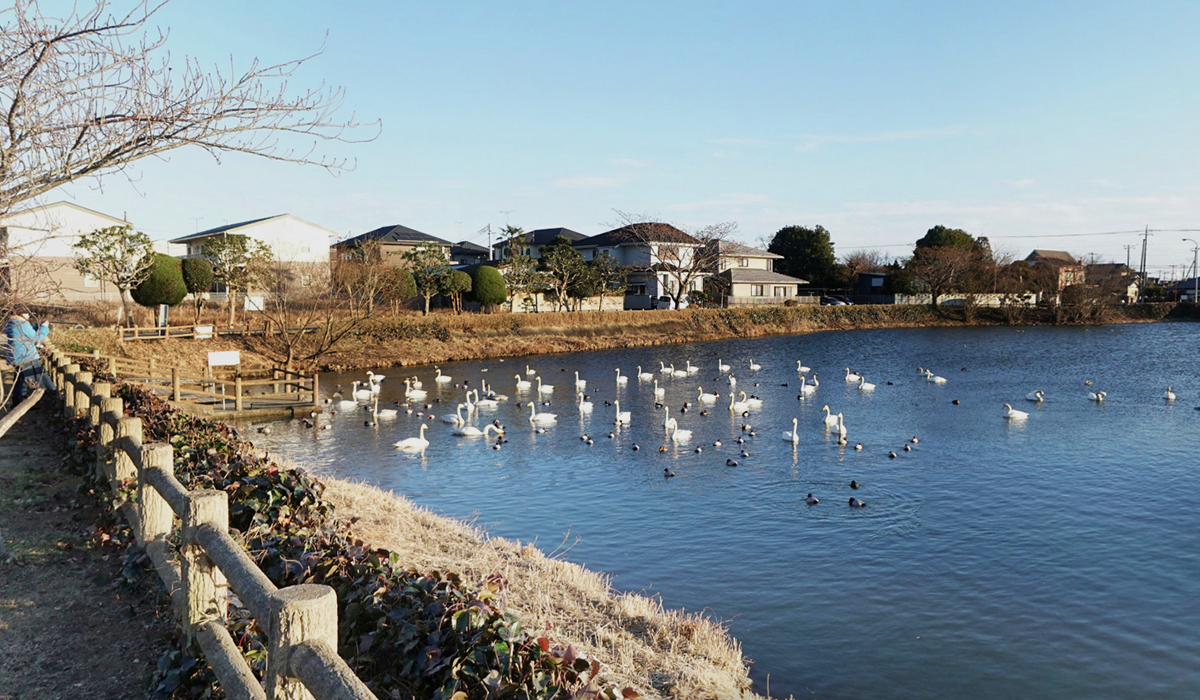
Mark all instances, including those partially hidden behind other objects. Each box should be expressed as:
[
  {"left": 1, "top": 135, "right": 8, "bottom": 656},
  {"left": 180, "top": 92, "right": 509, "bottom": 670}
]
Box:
[
  {"left": 113, "top": 417, "right": 143, "bottom": 487},
  {"left": 98, "top": 399, "right": 124, "bottom": 481},
  {"left": 73, "top": 371, "right": 93, "bottom": 419},
  {"left": 234, "top": 376, "right": 244, "bottom": 412},
  {"left": 182, "top": 490, "right": 230, "bottom": 636},
  {"left": 63, "top": 370, "right": 79, "bottom": 417},
  {"left": 89, "top": 383, "right": 112, "bottom": 427},
  {"left": 265, "top": 585, "right": 339, "bottom": 700},
  {"left": 138, "top": 443, "right": 175, "bottom": 548},
  {"left": 172, "top": 367, "right": 181, "bottom": 401}
]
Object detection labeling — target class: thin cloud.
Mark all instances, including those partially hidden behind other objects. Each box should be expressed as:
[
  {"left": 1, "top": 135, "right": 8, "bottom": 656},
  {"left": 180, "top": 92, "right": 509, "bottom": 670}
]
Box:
[{"left": 796, "top": 126, "right": 966, "bottom": 152}]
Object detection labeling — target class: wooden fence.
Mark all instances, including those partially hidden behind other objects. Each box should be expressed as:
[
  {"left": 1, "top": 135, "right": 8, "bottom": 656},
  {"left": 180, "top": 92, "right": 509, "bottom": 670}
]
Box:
[
  {"left": 119, "top": 324, "right": 322, "bottom": 343},
  {"left": 60, "top": 349, "right": 319, "bottom": 414},
  {"left": 48, "top": 349, "right": 375, "bottom": 700}
]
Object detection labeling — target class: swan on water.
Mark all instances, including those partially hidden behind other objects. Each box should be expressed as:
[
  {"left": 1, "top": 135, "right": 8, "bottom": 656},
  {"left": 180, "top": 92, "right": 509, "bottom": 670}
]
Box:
[
  {"left": 393, "top": 424, "right": 430, "bottom": 451},
  {"left": 845, "top": 368, "right": 862, "bottom": 383},
  {"left": 670, "top": 420, "right": 692, "bottom": 442},
  {"left": 441, "top": 403, "right": 467, "bottom": 425},
  {"left": 671, "top": 364, "right": 688, "bottom": 378},
  {"left": 1002, "top": 403, "right": 1028, "bottom": 420},
  {"left": 435, "top": 367, "right": 452, "bottom": 383},
  {"left": 637, "top": 366, "right": 654, "bottom": 381},
  {"left": 659, "top": 361, "right": 672, "bottom": 374},
  {"left": 537, "top": 376, "right": 555, "bottom": 394},
  {"left": 697, "top": 387, "right": 718, "bottom": 403},
  {"left": 409, "top": 376, "right": 423, "bottom": 389},
  {"left": 728, "top": 374, "right": 737, "bottom": 387},
  {"left": 1165, "top": 387, "right": 1176, "bottom": 401},
  {"left": 835, "top": 412, "right": 848, "bottom": 437},
  {"left": 575, "top": 371, "right": 587, "bottom": 390},
  {"left": 749, "top": 359, "right": 762, "bottom": 371},
  {"left": 653, "top": 379, "right": 665, "bottom": 398},
  {"left": 454, "top": 424, "right": 503, "bottom": 437},
  {"left": 527, "top": 402, "right": 557, "bottom": 424},
  {"left": 796, "top": 360, "right": 811, "bottom": 373},
  {"left": 718, "top": 359, "right": 731, "bottom": 372},
  {"left": 403, "top": 379, "right": 427, "bottom": 400},
  {"left": 615, "top": 368, "right": 629, "bottom": 384},
  {"left": 740, "top": 391, "right": 763, "bottom": 407},
  {"left": 662, "top": 406, "right": 678, "bottom": 432},
  {"left": 729, "top": 392, "right": 751, "bottom": 413},
  {"left": 472, "top": 390, "right": 499, "bottom": 408},
  {"left": 924, "top": 369, "right": 947, "bottom": 384},
  {"left": 614, "top": 400, "right": 632, "bottom": 425},
  {"left": 821, "top": 405, "right": 839, "bottom": 427},
  {"left": 858, "top": 376, "right": 876, "bottom": 392},
  {"left": 514, "top": 374, "right": 532, "bottom": 391},
  {"left": 372, "top": 398, "right": 398, "bottom": 419},
  {"left": 1026, "top": 390, "right": 1044, "bottom": 402},
  {"left": 351, "top": 381, "right": 372, "bottom": 400},
  {"left": 525, "top": 364, "right": 537, "bottom": 375},
  {"left": 783, "top": 417, "right": 799, "bottom": 444},
  {"left": 798, "top": 376, "right": 817, "bottom": 395},
  {"left": 809, "top": 373, "right": 820, "bottom": 389},
  {"left": 578, "top": 394, "right": 594, "bottom": 413},
  {"left": 1088, "top": 391, "right": 1107, "bottom": 402}
]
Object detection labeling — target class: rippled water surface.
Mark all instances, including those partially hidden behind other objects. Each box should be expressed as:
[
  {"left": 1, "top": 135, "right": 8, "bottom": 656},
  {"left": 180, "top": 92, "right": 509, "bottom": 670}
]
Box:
[{"left": 250, "top": 323, "right": 1200, "bottom": 699}]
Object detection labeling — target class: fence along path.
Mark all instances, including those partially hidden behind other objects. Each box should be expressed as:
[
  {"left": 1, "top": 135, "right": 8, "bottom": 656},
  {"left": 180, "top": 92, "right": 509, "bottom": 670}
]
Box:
[{"left": 48, "top": 348, "right": 376, "bottom": 700}]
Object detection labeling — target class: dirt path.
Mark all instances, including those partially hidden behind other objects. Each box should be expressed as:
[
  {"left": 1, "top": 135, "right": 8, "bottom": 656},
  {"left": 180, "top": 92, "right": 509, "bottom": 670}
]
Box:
[{"left": 0, "top": 403, "right": 171, "bottom": 700}]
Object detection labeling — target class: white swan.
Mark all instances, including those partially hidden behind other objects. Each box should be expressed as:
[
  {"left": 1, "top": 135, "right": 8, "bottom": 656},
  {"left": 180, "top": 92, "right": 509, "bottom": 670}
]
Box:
[
  {"left": 1164, "top": 387, "right": 1176, "bottom": 401},
  {"left": 463, "top": 391, "right": 476, "bottom": 416},
  {"left": 615, "top": 368, "right": 629, "bottom": 384},
  {"left": 797, "top": 376, "right": 817, "bottom": 396},
  {"left": 727, "top": 374, "right": 737, "bottom": 387},
  {"left": 820, "top": 405, "right": 839, "bottom": 427},
  {"left": 614, "top": 400, "right": 631, "bottom": 425},
  {"left": 662, "top": 405, "right": 678, "bottom": 432},
  {"left": 578, "top": 393, "right": 594, "bottom": 413},
  {"left": 858, "top": 376, "right": 876, "bottom": 392},
  {"left": 514, "top": 374, "right": 532, "bottom": 391},
  {"left": 809, "top": 373, "right": 819, "bottom": 389},
  {"left": 525, "top": 364, "right": 537, "bottom": 375},
  {"left": 441, "top": 403, "right": 467, "bottom": 425},
  {"left": 782, "top": 417, "right": 799, "bottom": 443},
  {"left": 749, "top": 359, "right": 762, "bottom": 371},
  {"left": 435, "top": 367, "right": 452, "bottom": 383},
  {"left": 729, "top": 392, "right": 750, "bottom": 413},
  {"left": 372, "top": 398, "right": 398, "bottom": 419},
  {"left": 1088, "top": 391, "right": 1107, "bottom": 402},
  {"left": 718, "top": 359, "right": 731, "bottom": 372},
  {"left": 671, "top": 364, "right": 688, "bottom": 378},
  {"left": 454, "top": 424, "right": 503, "bottom": 438},
  {"left": 1003, "top": 403, "right": 1028, "bottom": 420},
  {"left": 924, "top": 369, "right": 947, "bottom": 384},
  {"left": 740, "top": 391, "right": 763, "bottom": 408},
  {"left": 472, "top": 390, "right": 499, "bottom": 408},
  {"left": 835, "top": 412, "right": 848, "bottom": 437},
  {"left": 796, "top": 360, "right": 810, "bottom": 373},
  {"left": 844, "top": 368, "right": 862, "bottom": 383},
  {"left": 670, "top": 421, "right": 692, "bottom": 442},
  {"left": 527, "top": 401, "right": 557, "bottom": 424},
  {"left": 637, "top": 366, "right": 654, "bottom": 381},
  {"left": 403, "top": 379, "right": 427, "bottom": 400},
  {"left": 334, "top": 389, "right": 358, "bottom": 408},
  {"left": 393, "top": 424, "right": 430, "bottom": 451},
  {"left": 686, "top": 360, "right": 699, "bottom": 374},
  {"left": 697, "top": 387, "right": 718, "bottom": 403},
  {"left": 653, "top": 379, "right": 665, "bottom": 398},
  {"left": 366, "top": 371, "right": 384, "bottom": 393},
  {"left": 574, "top": 371, "right": 587, "bottom": 390},
  {"left": 409, "top": 376, "right": 423, "bottom": 389},
  {"left": 1025, "top": 390, "right": 1044, "bottom": 402},
  {"left": 537, "top": 376, "right": 555, "bottom": 394},
  {"left": 659, "top": 361, "right": 672, "bottom": 374},
  {"left": 351, "top": 381, "right": 372, "bottom": 400}
]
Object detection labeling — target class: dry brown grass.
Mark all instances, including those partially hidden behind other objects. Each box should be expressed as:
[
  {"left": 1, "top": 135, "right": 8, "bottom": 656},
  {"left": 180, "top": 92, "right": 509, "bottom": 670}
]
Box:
[{"left": 320, "top": 476, "right": 764, "bottom": 700}]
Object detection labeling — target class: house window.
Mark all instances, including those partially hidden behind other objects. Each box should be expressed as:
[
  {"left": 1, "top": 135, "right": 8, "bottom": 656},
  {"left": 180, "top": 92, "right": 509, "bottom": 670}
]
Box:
[
  {"left": 300, "top": 274, "right": 313, "bottom": 288},
  {"left": 739, "top": 258, "right": 749, "bottom": 267},
  {"left": 300, "top": 246, "right": 311, "bottom": 253},
  {"left": 751, "top": 284, "right": 765, "bottom": 296},
  {"left": 629, "top": 284, "right": 646, "bottom": 296},
  {"left": 1064, "top": 271, "right": 1076, "bottom": 283},
  {"left": 774, "top": 286, "right": 789, "bottom": 297}
]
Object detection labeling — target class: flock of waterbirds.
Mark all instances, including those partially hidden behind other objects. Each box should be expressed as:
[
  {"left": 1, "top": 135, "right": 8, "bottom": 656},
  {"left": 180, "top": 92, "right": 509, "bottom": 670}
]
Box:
[{"left": 299, "top": 357, "right": 1187, "bottom": 509}]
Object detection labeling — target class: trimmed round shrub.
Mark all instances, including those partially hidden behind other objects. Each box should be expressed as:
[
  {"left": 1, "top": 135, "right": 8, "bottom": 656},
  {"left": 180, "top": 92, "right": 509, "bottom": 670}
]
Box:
[
  {"left": 181, "top": 257, "right": 214, "bottom": 295},
  {"left": 471, "top": 265, "right": 507, "bottom": 306},
  {"left": 380, "top": 266, "right": 417, "bottom": 301},
  {"left": 131, "top": 254, "right": 187, "bottom": 307}
]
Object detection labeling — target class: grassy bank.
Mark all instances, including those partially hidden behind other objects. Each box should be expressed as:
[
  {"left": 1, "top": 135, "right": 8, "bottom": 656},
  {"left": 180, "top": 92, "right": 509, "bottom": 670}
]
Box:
[{"left": 53, "top": 302, "right": 1186, "bottom": 375}]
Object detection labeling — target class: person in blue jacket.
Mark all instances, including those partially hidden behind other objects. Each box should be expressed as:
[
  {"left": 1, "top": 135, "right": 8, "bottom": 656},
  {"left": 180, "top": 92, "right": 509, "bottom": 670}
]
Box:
[{"left": 5, "top": 313, "right": 53, "bottom": 402}]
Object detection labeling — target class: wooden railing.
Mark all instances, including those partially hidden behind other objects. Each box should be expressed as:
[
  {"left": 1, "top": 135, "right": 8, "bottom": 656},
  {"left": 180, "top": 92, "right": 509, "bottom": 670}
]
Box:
[
  {"left": 119, "top": 325, "right": 323, "bottom": 343},
  {"left": 60, "top": 350, "right": 319, "bottom": 413},
  {"left": 48, "top": 349, "right": 376, "bottom": 700}
]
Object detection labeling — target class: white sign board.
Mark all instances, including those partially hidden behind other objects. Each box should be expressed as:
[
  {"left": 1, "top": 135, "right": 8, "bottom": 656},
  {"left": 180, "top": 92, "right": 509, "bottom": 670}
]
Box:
[
  {"left": 244, "top": 294, "right": 265, "bottom": 312},
  {"left": 207, "top": 350, "right": 241, "bottom": 367}
]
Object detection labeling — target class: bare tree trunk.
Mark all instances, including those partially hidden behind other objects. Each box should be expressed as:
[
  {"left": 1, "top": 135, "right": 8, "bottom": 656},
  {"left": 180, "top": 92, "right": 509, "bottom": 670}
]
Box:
[{"left": 228, "top": 290, "right": 238, "bottom": 328}]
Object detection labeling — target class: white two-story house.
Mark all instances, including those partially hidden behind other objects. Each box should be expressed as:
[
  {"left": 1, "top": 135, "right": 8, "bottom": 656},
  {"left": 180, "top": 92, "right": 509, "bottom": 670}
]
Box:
[
  {"left": 572, "top": 223, "right": 705, "bottom": 309},
  {"left": 703, "top": 240, "right": 808, "bottom": 306}
]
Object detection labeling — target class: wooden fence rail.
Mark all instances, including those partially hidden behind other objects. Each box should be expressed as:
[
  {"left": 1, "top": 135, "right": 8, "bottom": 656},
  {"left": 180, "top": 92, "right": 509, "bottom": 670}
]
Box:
[{"left": 48, "top": 348, "right": 375, "bottom": 700}]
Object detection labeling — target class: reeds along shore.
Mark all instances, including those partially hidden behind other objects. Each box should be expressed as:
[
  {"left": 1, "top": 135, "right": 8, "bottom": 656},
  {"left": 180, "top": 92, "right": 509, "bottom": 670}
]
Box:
[
  {"left": 320, "top": 477, "right": 762, "bottom": 699},
  {"left": 52, "top": 302, "right": 1184, "bottom": 378}
]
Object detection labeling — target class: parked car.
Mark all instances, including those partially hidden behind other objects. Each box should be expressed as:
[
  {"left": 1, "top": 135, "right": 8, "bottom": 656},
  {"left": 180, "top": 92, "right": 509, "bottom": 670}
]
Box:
[
  {"left": 828, "top": 295, "right": 854, "bottom": 305},
  {"left": 651, "top": 295, "right": 689, "bottom": 310},
  {"left": 820, "top": 296, "right": 847, "bottom": 306}
]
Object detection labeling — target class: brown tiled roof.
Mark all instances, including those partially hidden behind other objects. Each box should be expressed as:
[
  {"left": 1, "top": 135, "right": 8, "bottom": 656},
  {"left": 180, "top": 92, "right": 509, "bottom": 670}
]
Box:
[
  {"left": 575, "top": 223, "right": 700, "bottom": 247},
  {"left": 1025, "top": 249, "right": 1079, "bottom": 265}
]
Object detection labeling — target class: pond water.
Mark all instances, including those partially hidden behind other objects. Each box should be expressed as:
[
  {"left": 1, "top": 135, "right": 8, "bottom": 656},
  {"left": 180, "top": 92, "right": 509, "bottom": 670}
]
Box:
[{"left": 249, "top": 323, "right": 1200, "bottom": 700}]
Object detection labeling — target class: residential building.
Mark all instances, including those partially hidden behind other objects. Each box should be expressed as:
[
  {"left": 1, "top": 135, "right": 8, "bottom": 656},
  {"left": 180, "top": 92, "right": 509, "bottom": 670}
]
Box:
[
  {"left": 0, "top": 201, "right": 136, "bottom": 303},
  {"left": 702, "top": 240, "right": 806, "bottom": 305},
  {"left": 1025, "top": 250, "right": 1086, "bottom": 290},
  {"left": 173, "top": 214, "right": 336, "bottom": 264},
  {"left": 331, "top": 224, "right": 452, "bottom": 266},
  {"left": 572, "top": 223, "right": 705, "bottom": 309},
  {"left": 449, "top": 241, "right": 491, "bottom": 266},
  {"left": 1170, "top": 277, "right": 1200, "bottom": 302},
  {"left": 494, "top": 227, "right": 588, "bottom": 260},
  {"left": 1086, "top": 263, "right": 1139, "bottom": 303}
]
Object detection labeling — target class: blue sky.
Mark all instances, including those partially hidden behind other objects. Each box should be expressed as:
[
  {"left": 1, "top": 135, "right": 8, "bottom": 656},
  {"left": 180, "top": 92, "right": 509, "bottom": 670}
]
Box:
[{"left": 57, "top": 1, "right": 1200, "bottom": 276}]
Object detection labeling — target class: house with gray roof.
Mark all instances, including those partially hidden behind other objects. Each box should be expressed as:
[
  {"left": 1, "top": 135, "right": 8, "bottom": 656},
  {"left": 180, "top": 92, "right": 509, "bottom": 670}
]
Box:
[
  {"left": 493, "top": 227, "right": 588, "bottom": 260},
  {"left": 573, "top": 223, "right": 707, "bottom": 309},
  {"left": 450, "top": 240, "right": 491, "bottom": 266},
  {"left": 331, "top": 224, "right": 453, "bottom": 266},
  {"left": 701, "top": 240, "right": 808, "bottom": 306}
]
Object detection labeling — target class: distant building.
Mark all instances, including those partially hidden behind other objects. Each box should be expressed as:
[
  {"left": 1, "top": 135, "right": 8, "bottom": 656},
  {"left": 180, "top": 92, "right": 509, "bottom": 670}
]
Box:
[
  {"left": 1170, "top": 277, "right": 1200, "bottom": 302},
  {"left": 1086, "top": 262, "right": 1139, "bottom": 303},
  {"left": 450, "top": 240, "right": 491, "bottom": 266},
  {"left": 494, "top": 227, "right": 588, "bottom": 260},
  {"left": 0, "top": 201, "right": 134, "bottom": 303},
  {"left": 702, "top": 240, "right": 806, "bottom": 305},
  {"left": 1025, "top": 249, "right": 1085, "bottom": 290},
  {"left": 573, "top": 223, "right": 705, "bottom": 309},
  {"left": 331, "top": 224, "right": 452, "bottom": 266},
  {"left": 173, "top": 214, "right": 336, "bottom": 264}
]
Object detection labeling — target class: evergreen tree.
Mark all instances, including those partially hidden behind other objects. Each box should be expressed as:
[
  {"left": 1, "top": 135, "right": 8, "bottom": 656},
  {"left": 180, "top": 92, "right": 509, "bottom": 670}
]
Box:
[{"left": 768, "top": 225, "right": 839, "bottom": 287}]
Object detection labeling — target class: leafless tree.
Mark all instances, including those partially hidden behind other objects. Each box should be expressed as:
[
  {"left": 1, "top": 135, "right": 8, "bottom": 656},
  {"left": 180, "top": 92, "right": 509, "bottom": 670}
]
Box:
[
  {"left": 0, "top": 0, "right": 378, "bottom": 215},
  {"left": 609, "top": 210, "right": 737, "bottom": 309},
  {"left": 907, "top": 245, "right": 978, "bottom": 307},
  {"left": 839, "top": 249, "right": 888, "bottom": 287}
]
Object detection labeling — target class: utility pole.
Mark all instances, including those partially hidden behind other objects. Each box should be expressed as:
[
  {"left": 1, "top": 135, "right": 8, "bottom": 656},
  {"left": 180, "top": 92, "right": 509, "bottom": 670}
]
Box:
[
  {"left": 1185, "top": 238, "right": 1200, "bottom": 303},
  {"left": 1124, "top": 244, "right": 1135, "bottom": 268},
  {"left": 487, "top": 223, "right": 493, "bottom": 261},
  {"left": 1138, "top": 226, "right": 1150, "bottom": 301}
]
